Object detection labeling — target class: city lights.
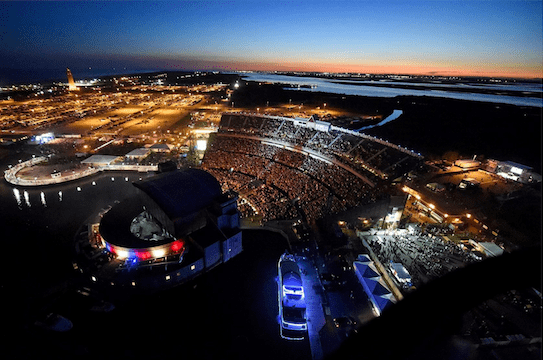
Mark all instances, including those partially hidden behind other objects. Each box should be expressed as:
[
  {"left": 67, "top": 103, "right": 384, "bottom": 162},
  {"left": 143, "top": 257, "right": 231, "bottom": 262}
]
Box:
[{"left": 0, "top": 2, "right": 540, "bottom": 352}]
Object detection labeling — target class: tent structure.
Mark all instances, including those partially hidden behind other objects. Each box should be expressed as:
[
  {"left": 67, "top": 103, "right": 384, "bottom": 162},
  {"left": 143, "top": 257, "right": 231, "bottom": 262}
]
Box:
[
  {"left": 81, "top": 155, "right": 120, "bottom": 166},
  {"left": 354, "top": 260, "right": 396, "bottom": 315}
]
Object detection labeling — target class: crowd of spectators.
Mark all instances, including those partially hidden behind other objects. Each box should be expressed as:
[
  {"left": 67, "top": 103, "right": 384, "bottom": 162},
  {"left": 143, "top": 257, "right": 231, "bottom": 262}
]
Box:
[
  {"left": 219, "top": 113, "right": 421, "bottom": 180},
  {"left": 205, "top": 168, "right": 298, "bottom": 222},
  {"left": 202, "top": 133, "right": 379, "bottom": 222},
  {"left": 202, "top": 113, "right": 421, "bottom": 223},
  {"left": 365, "top": 232, "right": 476, "bottom": 287}
]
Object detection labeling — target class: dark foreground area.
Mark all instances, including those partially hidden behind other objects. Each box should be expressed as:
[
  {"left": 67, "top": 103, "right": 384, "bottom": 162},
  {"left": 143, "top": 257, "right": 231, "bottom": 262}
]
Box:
[{"left": 5, "top": 229, "right": 310, "bottom": 359}]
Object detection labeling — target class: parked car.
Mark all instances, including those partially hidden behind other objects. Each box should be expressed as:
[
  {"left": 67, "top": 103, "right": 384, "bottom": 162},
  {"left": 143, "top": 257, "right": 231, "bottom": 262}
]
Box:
[{"left": 333, "top": 316, "right": 359, "bottom": 339}]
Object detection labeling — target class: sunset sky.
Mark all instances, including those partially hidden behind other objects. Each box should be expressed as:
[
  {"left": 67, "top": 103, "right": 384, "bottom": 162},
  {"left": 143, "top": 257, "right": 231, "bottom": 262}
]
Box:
[{"left": 1, "top": 1, "right": 542, "bottom": 78}]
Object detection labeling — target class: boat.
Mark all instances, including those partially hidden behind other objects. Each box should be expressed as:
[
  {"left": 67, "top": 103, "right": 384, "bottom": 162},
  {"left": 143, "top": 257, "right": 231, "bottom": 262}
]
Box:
[{"left": 278, "top": 253, "right": 307, "bottom": 340}]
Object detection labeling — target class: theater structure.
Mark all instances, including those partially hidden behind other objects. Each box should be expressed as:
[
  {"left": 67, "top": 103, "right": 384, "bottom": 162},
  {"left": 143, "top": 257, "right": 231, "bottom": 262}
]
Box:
[
  {"left": 202, "top": 112, "right": 423, "bottom": 224},
  {"left": 75, "top": 169, "right": 242, "bottom": 291}
]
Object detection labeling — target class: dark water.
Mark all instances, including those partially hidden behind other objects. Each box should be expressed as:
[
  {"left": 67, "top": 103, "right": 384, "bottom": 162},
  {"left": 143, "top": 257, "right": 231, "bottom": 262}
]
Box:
[
  {"left": 239, "top": 73, "right": 543, "bottom": 107},
  {"left": 0, "top": 153, "right": 310, "bottom": 359},
  {"left": 0, "top": 165, "right": 153, "bottom": 306}
]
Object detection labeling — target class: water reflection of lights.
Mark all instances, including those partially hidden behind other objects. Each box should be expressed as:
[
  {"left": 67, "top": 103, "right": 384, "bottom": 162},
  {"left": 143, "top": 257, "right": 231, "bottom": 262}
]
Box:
[
  {"left": 13, "top": 188, "right": 22, "bottom": 207},
  {"left": 58, "top": 191, "right": 63, "bottom": 202},
  {"left": 24, "top": 190, "right": 31, "bottom": 207},
  {"left": 40, "top": 191, "right": 47, "bottom": 207}
]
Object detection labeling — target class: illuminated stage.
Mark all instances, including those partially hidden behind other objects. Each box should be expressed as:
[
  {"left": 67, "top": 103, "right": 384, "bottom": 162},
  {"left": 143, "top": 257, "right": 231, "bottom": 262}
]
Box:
[
  {"left": 76, "top": 169, "right": 242, "bottom": 291},
  {"left": 99, "top": 195, "right": 187, "bottom": 263}
]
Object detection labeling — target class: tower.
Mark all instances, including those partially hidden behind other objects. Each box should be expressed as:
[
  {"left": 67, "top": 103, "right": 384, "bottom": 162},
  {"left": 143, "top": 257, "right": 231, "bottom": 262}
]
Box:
[{"left": 66, "top": 68, "right": 78, "bottom": 91}]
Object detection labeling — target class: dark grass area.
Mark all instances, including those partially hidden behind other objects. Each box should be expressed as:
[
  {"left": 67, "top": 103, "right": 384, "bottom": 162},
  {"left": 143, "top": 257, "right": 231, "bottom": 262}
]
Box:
[
  {"left": 364, "top": 96, "right": 541, "bottom": 173},
  {"left": 233, "top": 82, "right": 541, "bottom": 173}
]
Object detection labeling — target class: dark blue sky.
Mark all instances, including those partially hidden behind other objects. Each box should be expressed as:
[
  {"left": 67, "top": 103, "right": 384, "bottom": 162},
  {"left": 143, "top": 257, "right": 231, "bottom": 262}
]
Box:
[{"left": 1, "top": 1, "right": 542, "bottom": 78}]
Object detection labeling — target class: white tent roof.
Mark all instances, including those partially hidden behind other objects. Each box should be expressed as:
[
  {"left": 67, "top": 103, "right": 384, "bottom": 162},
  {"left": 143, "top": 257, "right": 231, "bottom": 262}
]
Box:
[
  {"left": 81, "top": 155, "right": 119, "bottom": 165},
  {"left": 126, "top": 148, "right": 150, "bottom": 157}
]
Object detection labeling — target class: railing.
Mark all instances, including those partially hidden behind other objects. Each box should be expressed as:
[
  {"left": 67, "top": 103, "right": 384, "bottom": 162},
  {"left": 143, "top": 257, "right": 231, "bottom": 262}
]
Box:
[{"left": 222, "top": 112, "right": 423, "bottom": 159}]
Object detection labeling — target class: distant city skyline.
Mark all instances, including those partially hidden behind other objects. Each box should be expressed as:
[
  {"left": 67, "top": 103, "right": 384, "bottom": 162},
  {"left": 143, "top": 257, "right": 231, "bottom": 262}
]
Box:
[{"left": 1, "top": 1, "right": 542, "bottom": 79}]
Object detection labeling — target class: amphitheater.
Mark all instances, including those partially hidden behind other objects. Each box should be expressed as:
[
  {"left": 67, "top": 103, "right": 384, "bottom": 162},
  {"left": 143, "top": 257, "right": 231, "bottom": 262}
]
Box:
[{"left": 202, "top": 113, "right": 423, "bottom": 223}]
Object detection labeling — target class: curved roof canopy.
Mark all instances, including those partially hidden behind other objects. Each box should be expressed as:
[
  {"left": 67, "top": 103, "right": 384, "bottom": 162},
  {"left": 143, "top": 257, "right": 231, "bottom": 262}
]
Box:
[
  {"left": 134, "top": 169, "right": 222, "bottom": 221},
  {"left": 100, "top": 169, "right": 222, "bottom": 248}
]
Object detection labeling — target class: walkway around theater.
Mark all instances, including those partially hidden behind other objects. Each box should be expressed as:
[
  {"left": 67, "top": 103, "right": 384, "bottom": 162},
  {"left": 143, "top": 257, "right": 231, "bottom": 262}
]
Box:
[{"left": 4, "top": 156, "right": 157, "bottom": 186}]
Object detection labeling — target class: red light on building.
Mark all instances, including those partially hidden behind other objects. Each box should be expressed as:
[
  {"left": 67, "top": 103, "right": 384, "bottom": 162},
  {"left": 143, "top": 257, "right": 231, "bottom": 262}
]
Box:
[
  {"left": 107, "top": 244, "right": 116, "bottom": 255},
  {"left": 136, "top": 250, "right": 151, "bottom": 260},
  {"left": 170, "top": 240, "right": 184, "bottom": 253}
]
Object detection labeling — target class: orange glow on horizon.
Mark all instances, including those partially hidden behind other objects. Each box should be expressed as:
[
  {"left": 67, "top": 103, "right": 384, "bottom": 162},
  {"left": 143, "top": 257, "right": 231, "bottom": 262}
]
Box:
[
  {"left": 130, "top": 52, "right": 543, "bottom": 79},
  {"left": 235, "top": 59, "right": 543, "bottom": 79}
]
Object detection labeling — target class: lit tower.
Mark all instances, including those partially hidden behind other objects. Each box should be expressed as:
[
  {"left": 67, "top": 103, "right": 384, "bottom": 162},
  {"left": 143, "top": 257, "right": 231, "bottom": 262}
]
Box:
[{"left": 66, "top": 68, "right": 78, "bottom": 91}]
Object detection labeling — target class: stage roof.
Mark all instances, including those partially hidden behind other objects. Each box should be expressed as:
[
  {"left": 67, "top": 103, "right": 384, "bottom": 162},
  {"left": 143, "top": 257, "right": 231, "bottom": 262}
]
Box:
[{"left": 134, "top": 169, "right": 222, "bottom": 221}]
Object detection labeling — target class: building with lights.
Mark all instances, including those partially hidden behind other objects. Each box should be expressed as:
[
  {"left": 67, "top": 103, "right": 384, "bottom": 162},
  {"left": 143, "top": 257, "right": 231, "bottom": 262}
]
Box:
[
  {"left": 86, "top": 168, "right": 242, "bottom": 290},
  {"left": 31, "top": 132, "right": 55, "bottom": 145},
  {"left": 66, "top": 68, "right": 78, "bottom": 91},
  {"left": 494, "top": 160, "right": 541, "bottom": 184}
]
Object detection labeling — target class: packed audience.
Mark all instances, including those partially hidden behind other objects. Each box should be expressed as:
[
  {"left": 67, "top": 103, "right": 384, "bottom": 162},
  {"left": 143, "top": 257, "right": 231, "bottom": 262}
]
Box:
[
  {"left": 203, "top": 132, "right": 382, "bottom": 222},
  {"left": 219, "top": 113, "right": 421, "bottom": 180},
  {"left": 203, "top": 113, "right": 420, "bottom": 223}
]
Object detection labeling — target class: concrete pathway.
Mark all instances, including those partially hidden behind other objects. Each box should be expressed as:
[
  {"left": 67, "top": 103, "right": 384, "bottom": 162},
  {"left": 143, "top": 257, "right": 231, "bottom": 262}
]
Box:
[{"left": 297, "top": 256, "right": 326, "bottom": 360}]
